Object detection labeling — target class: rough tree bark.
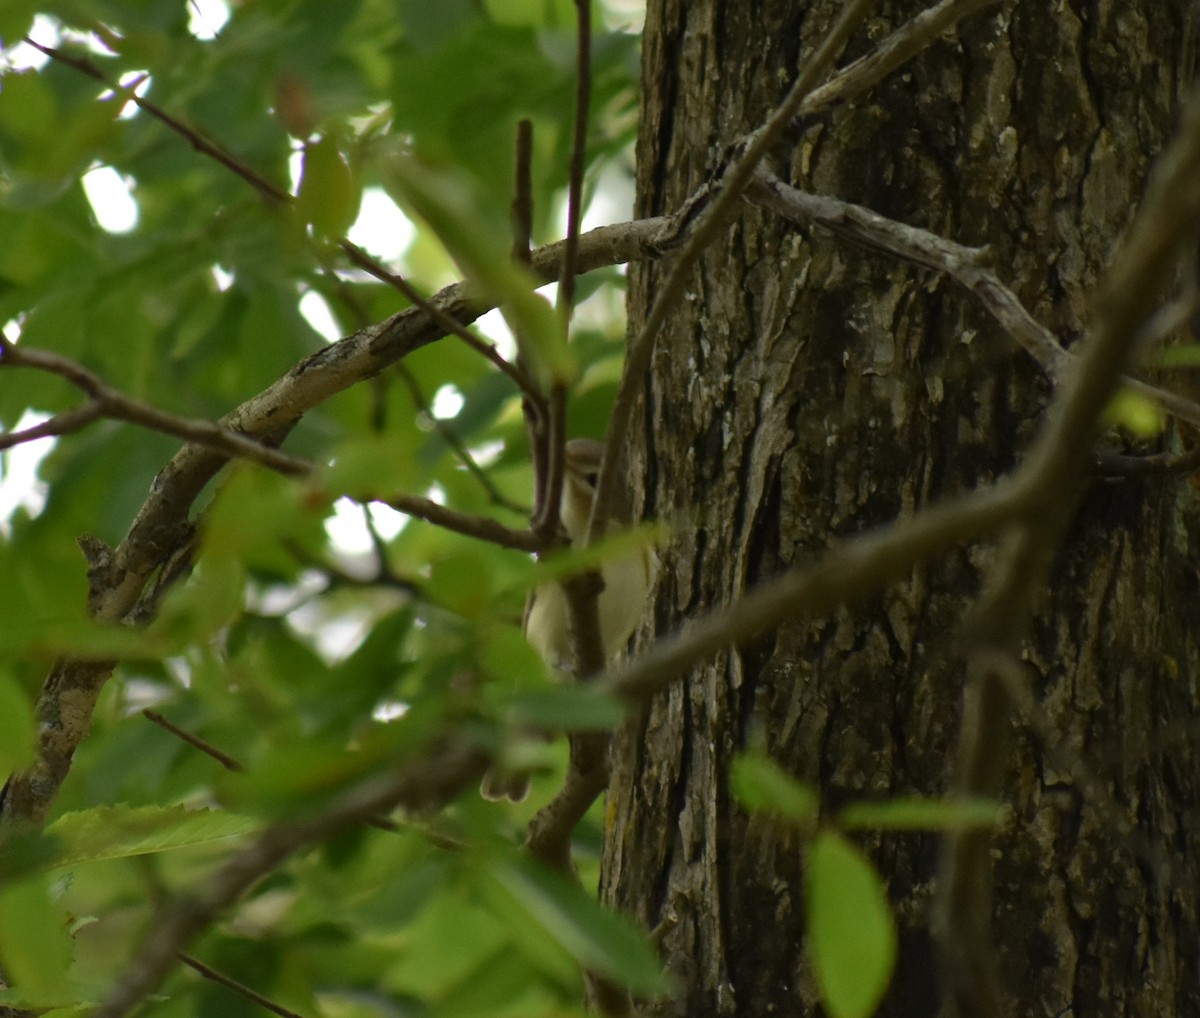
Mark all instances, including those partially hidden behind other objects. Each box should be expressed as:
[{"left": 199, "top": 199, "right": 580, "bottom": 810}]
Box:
[{"left": 603, "top": 2, "right": 1200, "bottom": 1015}]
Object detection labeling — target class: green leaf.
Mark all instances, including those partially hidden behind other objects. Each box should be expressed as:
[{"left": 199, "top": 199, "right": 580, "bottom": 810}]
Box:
[
  {"left": 43, "top": 804, "right": 259, "bottom": 868},
  {"left": 0, "top": 69, "right": 56, "bottom": 152},
  {"left": 0, "top": 874, "right": 75, "bottom": 1005},
  {"left": 0, "top": 829, "right": 64, "bottom": 884},
  {"left": 382, "top": 156, "right": 574, "bottom": 386},
  {"left": 532, "top": 520, "right": 665, "bottom": 585},
  {"left": 431, "top": 946, "right": 555, "bottom": 1017},
  {"left": 0, "top": 0, "right": 37, "bottom": 44},
  {"left": 1103, "top": 388, "right": 1165, "bottom": 438},
  {"left": 320, "top": 429, "right": 424, "bottom": 500},
  {"left": 0, "top": 672, "right": 35, "bottom": 774},
  {"left": 838, "top": 796, "right": 1003, "bottom": 832},
  {"left": 427, "top": 546, "right": 498, "bottom": 619},
  {"left": 806, "top": 832, "right": 897, "bottom": 1018},
  {"left": 1157, "top": 343, "right": 1200, "bottom": 368},
  {"left": 296, "top": 134, "right": 361, "bottom": 239},
  {"left": 730, "top": 751, "right": 819, "bottom": 824},
  {"left": 506, "top": 685, "right": 625, "bottom": 731},
  {"left": 386, "top": 888, "right": 510, "bottom": 999},
  {"left": 203, "top": 467, "right": 327, "bottom": 575},
  {"left": 485, "top": 858, "right": 667, "bottom": 995}
]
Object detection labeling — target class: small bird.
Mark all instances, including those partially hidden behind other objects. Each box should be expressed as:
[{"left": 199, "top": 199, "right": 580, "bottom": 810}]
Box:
[{"left": 480, "top": 438, "right": 656, "bottom": 801}]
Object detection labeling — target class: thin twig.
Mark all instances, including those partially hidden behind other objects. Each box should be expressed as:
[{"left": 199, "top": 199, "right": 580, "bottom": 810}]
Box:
[
  {"left": 511, "top": 119, "right": 535, "bottom": 267},
  {"left": 0, "top": 337, "right": 312, "bottom": 474},
  {"left": 178, "top": 954, "right": 306, "bottom": 1018},
  {"left": 558, "top": 0, "right": 592, "bottom": 320},
  {"left": 746, "top": 169, "right": 1200, "bottom": 429},
  {"left": 534, "top": 388, "right": 568, "bottom": 537},
  {"left": 370, "top": 491, "right": 541, "bottom": 551},
  {"left": 143, "top": 710, "right": 245, "bottom": 773},
  {"left": 797, "top": 0, "right": 1007, "bottom": 117},
  {"left": 1093, "top": 444, "right": 1200, "bottom": 477},
  {"left": 597, "top": 478, "right": 1027, "bottom": 704},
  {"left": 394, "top": 364, "right": 528, "bottom": 514},
  {"left": 339, "top": 239, "right": 543, "bottom": 402}
]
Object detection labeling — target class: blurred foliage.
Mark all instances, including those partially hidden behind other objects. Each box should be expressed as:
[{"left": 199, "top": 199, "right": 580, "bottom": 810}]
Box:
[{"left": 0, "top": 0, "right": 643, "bottom": 1012}]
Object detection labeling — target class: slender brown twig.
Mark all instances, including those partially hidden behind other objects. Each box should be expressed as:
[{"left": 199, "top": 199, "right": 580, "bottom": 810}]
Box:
[
  {"left": 178, "top": 954, "right": 306, "bottom": 1018},
  {"left": 0, "top": 333, "right": 312, "bottom": 473},
  {"left": 142, "top": 710, "right": 245, "bottom": 773},
  {"left": 558, "top": 0, "right": 592, "bottom": 320},
  {"left": 511, "top": 119, "right": 535, "bottom": 267},
  {"left": 371, "top": 491, "right": 541, "bottom": 551},
  {"left": 394, "top": 364, "right": 528, "bottom": 514}
]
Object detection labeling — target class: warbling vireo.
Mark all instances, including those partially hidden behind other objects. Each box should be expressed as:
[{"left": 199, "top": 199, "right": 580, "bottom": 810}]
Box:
[{"left": 481, "top": 438, "right": 655, "bottom": 801}]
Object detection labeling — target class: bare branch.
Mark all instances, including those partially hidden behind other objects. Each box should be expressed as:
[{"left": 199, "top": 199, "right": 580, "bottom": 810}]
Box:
[
  {"left": 798, "top": 0, "right": 1007, "bottom": 117},
  {"left": 747, "top": 169, "right": 1067, "bottom": 376},
  {"left": 600, "top": 479, "right": 1027, "bottom": 704},
  {"left": 747, "top": 169, "right": 1200, "bottom": 428},
  {"left": 0, "top": 341, "right": 313, "bottom": 475},
  {"left": 0, "top": 402, "right": 103, "bottom": 448},
  {"left": 368, "top": 491, "right": 540, "bottom": 551},
  {"left": 178, "top": 954, "right": 306, "bottom": 1018},
  {"left": 142, "top": 710, "right": 245, "bottom": 773},
  {"left": 558, "top": 0, "right": 592, "bottom": 319},
  {"left": 1093, "top": 444, "right": 1200, "bottom": 477}
]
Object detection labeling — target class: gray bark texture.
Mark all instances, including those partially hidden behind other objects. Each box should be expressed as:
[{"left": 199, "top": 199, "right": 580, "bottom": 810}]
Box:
[{"left": 602, "top": 1, "right": 1200, "bottom": 1015}]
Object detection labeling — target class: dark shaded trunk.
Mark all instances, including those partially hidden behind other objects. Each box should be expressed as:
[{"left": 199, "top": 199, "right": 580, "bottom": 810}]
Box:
[{"left": 604, "top": 2, "right": 1200, "bottom": 1014}]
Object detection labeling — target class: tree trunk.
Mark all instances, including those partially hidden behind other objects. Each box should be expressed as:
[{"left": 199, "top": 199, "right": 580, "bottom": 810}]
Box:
[{"left": 603, "top": 2, "right": 1200, "bottom": 1015}]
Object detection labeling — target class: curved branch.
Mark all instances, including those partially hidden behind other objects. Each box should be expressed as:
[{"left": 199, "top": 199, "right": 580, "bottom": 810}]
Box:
[
  {"left": 747, "top": 170, "right": 1200, "bottom": 429},
  {"left": 0, "top": 340, "right": 312, "bottom": 474},
  {"left": 0, "top": 217, "right": 665, "bottom": 829}
]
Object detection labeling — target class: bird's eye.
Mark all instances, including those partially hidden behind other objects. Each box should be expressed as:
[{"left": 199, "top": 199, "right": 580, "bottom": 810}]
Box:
[{"left": 582, "top": 471, "right": 599, "bottom": 489}]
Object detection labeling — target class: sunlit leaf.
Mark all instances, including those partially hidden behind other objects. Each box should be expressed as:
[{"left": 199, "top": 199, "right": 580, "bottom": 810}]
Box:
[
  {"left": 838, "top": 796, "right": 1003, "bottom": 832},
  {"left": 43, "top": 804, "right": 259, "bottom": 868},
  {"left": 296, "top": 134, "right": 361, "bottom": 239},
  {"left": 382, "top": 156, "right": 575, "bottom": 386},
  {"left": 0, "top": 874, "right": 75, "bottom": 1005},
  {"left": 730, "top": 750, "right": 819, "bottom": 824},
  {"left": 1103, "top": 388, "right": 1165, "bottom": 438},
  {"left": 806, "top": 832, "right": 897, "bottom": 1018},
  {"left": 0, "top": 671, "right": 35, "bottom": 774}
]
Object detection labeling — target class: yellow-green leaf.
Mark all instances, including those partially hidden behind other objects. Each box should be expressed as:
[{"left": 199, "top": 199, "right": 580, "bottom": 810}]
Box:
[
  {"left": 838, "top": 796, "right": 1003, "bottom": 832},
  {"left": 730, "top": 750, "right": 819, "bottom": 824},
  {"left": 297, "top": 134, "right": 361, "bottom": 239},
  {"left": 806, "top": 832, "right": 897, "bottom": 1018}
]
